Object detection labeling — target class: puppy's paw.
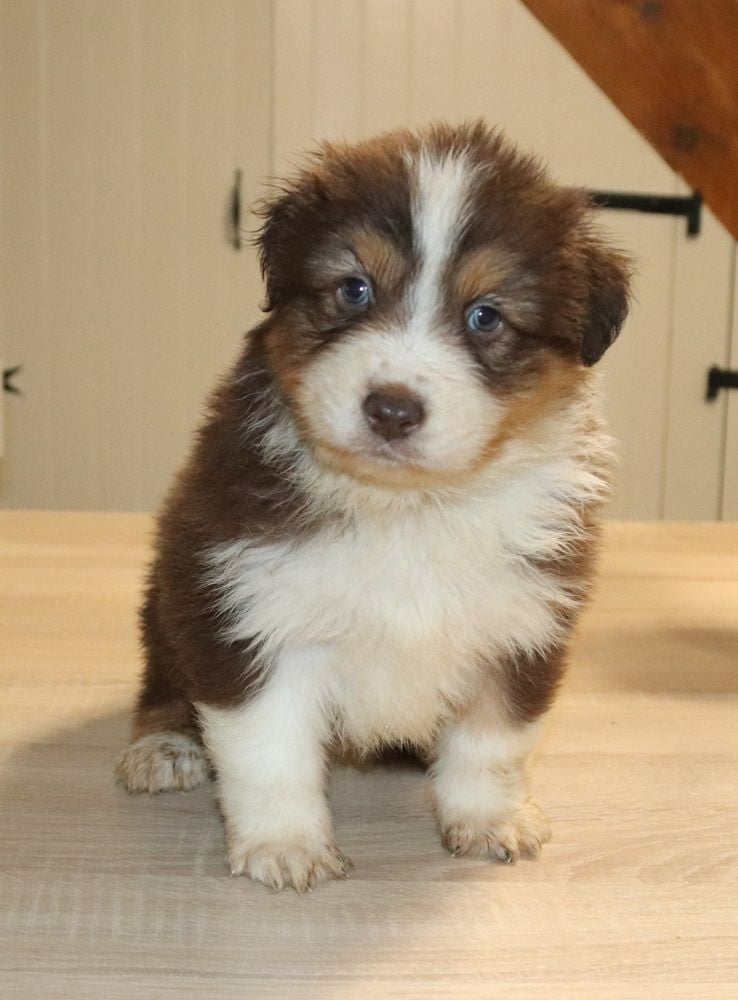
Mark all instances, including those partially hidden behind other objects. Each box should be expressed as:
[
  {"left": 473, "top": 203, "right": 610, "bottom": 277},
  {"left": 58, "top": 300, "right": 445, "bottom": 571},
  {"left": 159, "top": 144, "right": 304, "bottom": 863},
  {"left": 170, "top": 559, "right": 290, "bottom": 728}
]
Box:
[
  {"left": 441, "top": 800, "right": 551, "bottom": 864},
  {"left": 228, "top": 840, "right": 353, "bottom": 893},
  {"left": 115, "top": 731, "right": 208, "bottom": 794}
]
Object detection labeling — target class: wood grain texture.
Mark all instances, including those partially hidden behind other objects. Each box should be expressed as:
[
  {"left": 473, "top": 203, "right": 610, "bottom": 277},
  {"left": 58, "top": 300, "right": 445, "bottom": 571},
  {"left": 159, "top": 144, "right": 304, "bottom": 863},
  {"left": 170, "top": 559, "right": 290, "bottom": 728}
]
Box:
[
  {"left": 0, "top": 512, "right": 737, "bottom": 997},
  {"left": 520, "top": 0, "right": 738, "bottom": 241}
]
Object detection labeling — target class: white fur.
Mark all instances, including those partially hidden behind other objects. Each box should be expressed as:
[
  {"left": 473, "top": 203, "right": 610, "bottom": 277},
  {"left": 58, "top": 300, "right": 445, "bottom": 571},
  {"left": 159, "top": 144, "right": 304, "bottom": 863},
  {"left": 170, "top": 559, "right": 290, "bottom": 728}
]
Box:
[
  {"left": 429, "top": 693, "right": 553, "bottom": 862},
  {"left": 197, "top": 647, "right": 337, "bottom": 878},
  {"left": 205, "top": 385, "right": 609, "bottom": 752},
  {"left": 411, "top": 148, "right": 476, "bottom": 324},
  {"left": 430, "top": 713, "right": 539, "bottom": 823}
]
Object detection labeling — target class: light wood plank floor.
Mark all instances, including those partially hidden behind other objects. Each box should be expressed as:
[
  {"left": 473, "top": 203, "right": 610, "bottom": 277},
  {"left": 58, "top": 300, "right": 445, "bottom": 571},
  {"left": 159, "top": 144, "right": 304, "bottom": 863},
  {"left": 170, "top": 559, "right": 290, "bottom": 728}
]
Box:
[{"left": 1, "top": 513, "right": 737, "bottom": 999}]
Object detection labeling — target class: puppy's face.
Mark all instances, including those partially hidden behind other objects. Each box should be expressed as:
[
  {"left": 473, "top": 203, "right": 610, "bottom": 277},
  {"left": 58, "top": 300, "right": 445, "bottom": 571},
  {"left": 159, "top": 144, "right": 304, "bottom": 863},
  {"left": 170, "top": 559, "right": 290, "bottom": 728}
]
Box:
[{"left": 257, "top": 123, "right": 630, "bottom": 488}]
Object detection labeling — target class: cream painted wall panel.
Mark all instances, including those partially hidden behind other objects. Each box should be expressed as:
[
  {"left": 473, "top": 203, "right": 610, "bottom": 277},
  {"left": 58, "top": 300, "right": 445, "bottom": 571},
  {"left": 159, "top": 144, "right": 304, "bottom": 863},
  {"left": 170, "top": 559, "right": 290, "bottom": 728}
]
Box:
[
  {"left": 0, "top": 0, "right": 53, "bottom": 503},
  {"left": 84, "top": 2, "right": 145, "bottom": 510},
  {"left": 720, "top": 247, "right": 738, "bottom": 520},
  {"left": 362, "top": 0, "right": 412, "bottom": 135},
  {"left": 597, "top": 214, "right": 677, "bottom": 518},
  {"left": 273, "top": 0, "right": 314, "bottom": 172},
  {"left": 664, "top": 206, "right": 733, "bottom": 520},
  {"left": 233, "top": 1, "right": 273, "bottom": 320},
  {"left": 40, "top": 0, "right": 99, "bottom": 509},
  {"left": 313, "top": 0, "right": 363, "bottom": 142},
  {"left": 174, "top": 0, "right": 267, "bottom": 443},
  {"left": 137, "top": 1, "right": 192, "bottom": 505},
  {"left": 408, "top": 0, "right": 458, "bottom": 124},
  {"left": 484, "top": 0, "right": 555, "bottom": 154},
  {"left": 0, "top": 0, "right": 271, "bottom": 511}
]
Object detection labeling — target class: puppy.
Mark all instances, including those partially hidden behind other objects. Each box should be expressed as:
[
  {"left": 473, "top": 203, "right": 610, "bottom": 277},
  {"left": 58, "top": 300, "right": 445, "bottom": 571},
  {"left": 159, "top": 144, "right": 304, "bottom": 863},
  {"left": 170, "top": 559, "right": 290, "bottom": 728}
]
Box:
[{"left": 116, "top": 122, "right": 630, "bottom": 891}]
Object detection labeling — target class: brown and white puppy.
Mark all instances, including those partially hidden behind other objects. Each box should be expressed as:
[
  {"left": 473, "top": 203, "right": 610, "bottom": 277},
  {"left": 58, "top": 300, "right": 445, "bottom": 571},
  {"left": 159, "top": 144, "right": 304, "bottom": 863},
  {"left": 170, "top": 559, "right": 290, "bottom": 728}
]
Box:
[{"left": 116, "top": 122, "right": 630, "bottom": 892}]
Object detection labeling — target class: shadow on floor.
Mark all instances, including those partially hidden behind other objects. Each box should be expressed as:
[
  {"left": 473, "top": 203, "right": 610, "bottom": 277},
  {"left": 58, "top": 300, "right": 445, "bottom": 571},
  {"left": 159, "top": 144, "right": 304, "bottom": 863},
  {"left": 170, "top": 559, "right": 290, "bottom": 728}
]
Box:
[
  {"left": 2, "top": 704, "right": 509, "bottom": 992},
  {"left": 572, "top": 624, "right": 738, "bottom": 696}
]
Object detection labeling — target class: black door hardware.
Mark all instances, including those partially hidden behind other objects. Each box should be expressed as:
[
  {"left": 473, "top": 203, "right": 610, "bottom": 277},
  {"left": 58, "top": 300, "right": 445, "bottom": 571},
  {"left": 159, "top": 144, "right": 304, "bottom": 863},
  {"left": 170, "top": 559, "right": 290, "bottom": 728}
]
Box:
[
  {"left": 590, "top": 189, "right": 702, "bottom": 238},
  {"left": 706, "top": 366, "right": 738, "bottom": 401},
  {"left": 3, "top": 365, "right": 21, "bottom": 395},
  {"left": 230, "top": 169, "right": 243, "bottom": 250}
]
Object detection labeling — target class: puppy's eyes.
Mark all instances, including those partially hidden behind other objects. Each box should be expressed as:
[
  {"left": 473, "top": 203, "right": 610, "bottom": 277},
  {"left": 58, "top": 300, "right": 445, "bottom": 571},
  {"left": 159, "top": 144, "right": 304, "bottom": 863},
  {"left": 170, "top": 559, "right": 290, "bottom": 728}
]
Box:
[
  {"left": 337, "top": 276, "right": 373, "bottom": 310},
  {"left": 466, "top": 302, "right": 502, "bottom": 334}
]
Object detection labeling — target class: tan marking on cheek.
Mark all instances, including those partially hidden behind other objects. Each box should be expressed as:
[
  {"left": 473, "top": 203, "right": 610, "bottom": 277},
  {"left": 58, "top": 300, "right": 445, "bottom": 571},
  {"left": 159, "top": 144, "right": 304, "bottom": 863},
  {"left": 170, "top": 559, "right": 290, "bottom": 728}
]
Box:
[
  {"left": 311, "top": 441, "right": 472, "bottom": 491},
  {"left": 473, "top": 356, "right": 587, "bottom": 470},
  {"left": 264, "top": 324, "right": 306, "bottom": 403}
]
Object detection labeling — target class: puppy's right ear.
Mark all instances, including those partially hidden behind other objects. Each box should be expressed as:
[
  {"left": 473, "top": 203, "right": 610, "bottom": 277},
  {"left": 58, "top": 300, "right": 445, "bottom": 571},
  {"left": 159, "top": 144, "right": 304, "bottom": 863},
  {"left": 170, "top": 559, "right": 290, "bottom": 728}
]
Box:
[
  {"left": 254, "top": 173, "right": 326, "bottom": 311},
  {"left": 253, "top": 187, "right": 297, "bottom": 311}
]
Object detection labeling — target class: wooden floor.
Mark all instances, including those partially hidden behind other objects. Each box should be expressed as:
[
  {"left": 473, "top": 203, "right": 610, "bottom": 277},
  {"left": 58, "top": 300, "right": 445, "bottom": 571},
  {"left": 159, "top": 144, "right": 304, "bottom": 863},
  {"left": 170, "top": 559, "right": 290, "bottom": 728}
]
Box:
[{"left": 1, "top": 512, "right": 737, "bottom": 999}]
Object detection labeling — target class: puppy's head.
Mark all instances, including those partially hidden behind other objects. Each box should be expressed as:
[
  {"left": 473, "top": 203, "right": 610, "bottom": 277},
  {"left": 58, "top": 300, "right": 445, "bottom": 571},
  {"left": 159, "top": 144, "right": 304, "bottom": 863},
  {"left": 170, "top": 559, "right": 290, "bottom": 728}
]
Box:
[{"left": 256, "top": 122, "right": 630, "bottom": 488}]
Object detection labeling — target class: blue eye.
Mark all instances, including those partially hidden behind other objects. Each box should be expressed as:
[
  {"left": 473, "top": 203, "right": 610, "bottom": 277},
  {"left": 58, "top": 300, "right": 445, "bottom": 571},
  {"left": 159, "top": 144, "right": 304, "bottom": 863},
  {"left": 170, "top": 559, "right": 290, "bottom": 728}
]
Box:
[
  {"left": 337, "top": 276, "right": 372, "bottom": 309},
  {"left": 467, "top": 303, "right": 502, "bottom": 334}
]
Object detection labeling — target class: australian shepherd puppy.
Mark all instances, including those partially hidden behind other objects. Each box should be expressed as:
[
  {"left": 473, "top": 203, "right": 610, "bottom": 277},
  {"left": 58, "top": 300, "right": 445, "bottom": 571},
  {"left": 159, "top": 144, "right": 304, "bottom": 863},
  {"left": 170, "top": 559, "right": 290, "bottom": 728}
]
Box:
[{"left": 116, "top": 122, "right": 630, "bottom": 892}]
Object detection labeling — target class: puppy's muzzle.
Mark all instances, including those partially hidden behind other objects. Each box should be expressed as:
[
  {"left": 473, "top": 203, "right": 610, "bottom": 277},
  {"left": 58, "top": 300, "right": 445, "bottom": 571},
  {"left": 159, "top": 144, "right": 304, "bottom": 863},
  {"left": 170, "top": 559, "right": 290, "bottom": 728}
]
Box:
[{"left": 363, "top": 387, "right": 426, "bottom": 441}]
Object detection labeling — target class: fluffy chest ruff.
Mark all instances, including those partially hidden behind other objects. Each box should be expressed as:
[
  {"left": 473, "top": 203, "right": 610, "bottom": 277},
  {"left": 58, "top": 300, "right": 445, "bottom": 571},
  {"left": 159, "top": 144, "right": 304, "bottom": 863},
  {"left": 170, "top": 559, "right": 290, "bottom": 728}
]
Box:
[{"left": 204, "top": 431, "right": 603, "bottom": 749}]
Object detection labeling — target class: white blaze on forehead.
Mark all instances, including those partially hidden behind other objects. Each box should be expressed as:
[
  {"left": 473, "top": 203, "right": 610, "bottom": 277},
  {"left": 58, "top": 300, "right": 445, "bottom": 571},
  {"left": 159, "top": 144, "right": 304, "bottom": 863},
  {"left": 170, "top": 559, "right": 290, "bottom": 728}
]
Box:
[{"left": 410, "top": 149, "right": 477, "bottom": 323}]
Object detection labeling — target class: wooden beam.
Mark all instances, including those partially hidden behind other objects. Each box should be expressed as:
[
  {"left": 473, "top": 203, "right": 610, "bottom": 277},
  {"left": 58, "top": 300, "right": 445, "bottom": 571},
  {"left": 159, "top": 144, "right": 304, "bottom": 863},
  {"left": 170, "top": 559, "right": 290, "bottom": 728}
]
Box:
[{"left": 520, "top": 0, "right": 738, "bottom": 241}]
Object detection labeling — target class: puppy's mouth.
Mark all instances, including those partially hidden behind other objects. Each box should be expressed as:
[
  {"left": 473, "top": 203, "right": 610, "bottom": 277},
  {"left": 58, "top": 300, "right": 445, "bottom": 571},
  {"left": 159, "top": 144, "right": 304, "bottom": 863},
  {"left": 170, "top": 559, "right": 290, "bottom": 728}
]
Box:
[
  {"left": 313, "top": 432, "right": 426, "bottom": 473},
  {"left": 362, "top": 435, "right": 422, "bottom": 465}
]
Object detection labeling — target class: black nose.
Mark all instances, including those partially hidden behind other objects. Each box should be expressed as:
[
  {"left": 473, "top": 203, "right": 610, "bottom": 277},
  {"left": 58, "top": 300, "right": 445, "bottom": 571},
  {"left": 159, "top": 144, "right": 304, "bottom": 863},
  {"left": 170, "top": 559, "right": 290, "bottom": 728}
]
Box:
[{"left": 362, "top": 389, "right": 426, "bottom": 441}]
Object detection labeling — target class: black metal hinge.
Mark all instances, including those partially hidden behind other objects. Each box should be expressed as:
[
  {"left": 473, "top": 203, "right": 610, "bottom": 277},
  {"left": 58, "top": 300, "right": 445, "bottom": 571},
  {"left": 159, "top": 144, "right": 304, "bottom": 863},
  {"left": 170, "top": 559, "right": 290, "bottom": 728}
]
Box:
[
  {"left": 706, "top": 366, "right": 738, "bottom": 401},
  {"left": 590, "top": 189, "right": 702, "bottom": 238},
  {"left": 229, "top": 169, "right": 242, "bottom": 251},
  {"left": 3, "top": 365, "right": 21, "bottom": 395}
]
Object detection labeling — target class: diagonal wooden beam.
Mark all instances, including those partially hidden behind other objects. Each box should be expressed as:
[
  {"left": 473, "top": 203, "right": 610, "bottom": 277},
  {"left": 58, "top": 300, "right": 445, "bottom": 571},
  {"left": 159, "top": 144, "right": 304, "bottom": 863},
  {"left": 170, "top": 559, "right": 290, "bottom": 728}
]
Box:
[{"left": 520, "top": 0, "right": 738, "bottom": 241}]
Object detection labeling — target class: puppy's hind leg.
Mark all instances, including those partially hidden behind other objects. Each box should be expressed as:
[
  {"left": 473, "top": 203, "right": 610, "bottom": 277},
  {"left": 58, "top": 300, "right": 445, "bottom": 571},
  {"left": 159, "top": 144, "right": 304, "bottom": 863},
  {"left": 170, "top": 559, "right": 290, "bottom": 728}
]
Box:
[{"left": 115, "top": 586, "right": 208, "bottom": 795}]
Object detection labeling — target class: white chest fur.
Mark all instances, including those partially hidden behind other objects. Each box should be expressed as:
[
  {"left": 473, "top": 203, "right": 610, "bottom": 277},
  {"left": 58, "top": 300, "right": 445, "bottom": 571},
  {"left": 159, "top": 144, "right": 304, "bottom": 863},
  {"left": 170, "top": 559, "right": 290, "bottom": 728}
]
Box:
[{"left": 204, "top": 442, "right": 601, "bottom": 748}]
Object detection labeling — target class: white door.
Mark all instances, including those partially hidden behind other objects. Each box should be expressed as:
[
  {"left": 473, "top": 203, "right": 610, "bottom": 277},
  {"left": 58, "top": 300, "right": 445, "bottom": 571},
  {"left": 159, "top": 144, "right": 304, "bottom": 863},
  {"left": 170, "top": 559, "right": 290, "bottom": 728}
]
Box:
[{"left": 0, "top": 0, "right": 271, "bottom": 510}]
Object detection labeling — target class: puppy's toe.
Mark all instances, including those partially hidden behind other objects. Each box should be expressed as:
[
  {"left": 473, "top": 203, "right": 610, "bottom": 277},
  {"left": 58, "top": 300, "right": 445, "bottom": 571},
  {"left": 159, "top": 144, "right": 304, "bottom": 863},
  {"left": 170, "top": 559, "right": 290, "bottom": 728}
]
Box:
[
  {"left": 115, "top": 732, "right": 208, "bottom": 794},
  {"left": 442, "top": 800, "right": 551, "bottom": 864},
  {"left": 229, "top": 841, "right": 353, "bottom": 893}
]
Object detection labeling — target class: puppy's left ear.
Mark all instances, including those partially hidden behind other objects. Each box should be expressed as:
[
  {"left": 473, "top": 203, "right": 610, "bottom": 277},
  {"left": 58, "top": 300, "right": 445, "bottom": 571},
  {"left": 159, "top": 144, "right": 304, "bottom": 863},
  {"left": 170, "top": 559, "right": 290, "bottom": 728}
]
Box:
[{"left": 580, "top": 242, "right": 632, "bottom": 367}]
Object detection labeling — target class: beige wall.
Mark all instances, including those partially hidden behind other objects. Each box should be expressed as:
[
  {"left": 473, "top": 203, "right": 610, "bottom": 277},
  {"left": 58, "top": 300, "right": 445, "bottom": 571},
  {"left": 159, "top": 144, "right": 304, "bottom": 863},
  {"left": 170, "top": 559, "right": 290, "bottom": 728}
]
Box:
[
  {"left": 1, "top": 0, "right": 735, "bottom": 516},
  {"left": 0, "top": 0, "right": 271, "bottom": 510}
]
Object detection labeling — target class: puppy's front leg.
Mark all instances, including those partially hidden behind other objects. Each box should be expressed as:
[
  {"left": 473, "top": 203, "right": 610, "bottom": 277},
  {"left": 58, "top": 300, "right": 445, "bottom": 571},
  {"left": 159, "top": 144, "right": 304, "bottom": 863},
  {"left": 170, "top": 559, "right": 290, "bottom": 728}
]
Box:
[
  {"left": 197, "top": 646, "right": 351, "bottom": 892},
  {"left": 430, "top": 662, "right": 554, "bottom": 864}
]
